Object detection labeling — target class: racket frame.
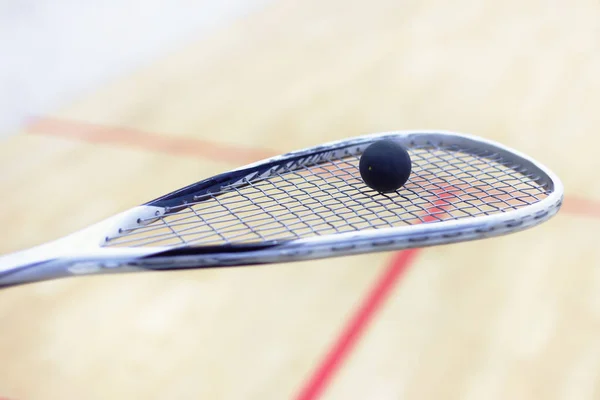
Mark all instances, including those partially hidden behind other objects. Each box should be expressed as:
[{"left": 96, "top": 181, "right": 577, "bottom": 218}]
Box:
[{"left": 0, "top": 130, "right": 564, "bottom": 287}]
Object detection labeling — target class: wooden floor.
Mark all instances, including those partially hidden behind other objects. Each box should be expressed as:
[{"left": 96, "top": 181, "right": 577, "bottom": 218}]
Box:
[{"left": 1, "top": 0, "right": 600, "bottom": 399}]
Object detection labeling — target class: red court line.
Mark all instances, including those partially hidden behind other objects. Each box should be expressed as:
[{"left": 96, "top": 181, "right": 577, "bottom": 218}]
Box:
[
  {"left": 295, "top": 193, "right": 456, "bottom": 400},
  {"left": 21, "top": 117, "right": 600, "bottom": 400},
  {"left": 295, "top": 249, "right": 420, "bottom": 400},
  {"left": 26, "top": 116, "right": 275, "bottom": 165},
  {"left": 562, "top": 196, "right": 600, "bottom": 219}
]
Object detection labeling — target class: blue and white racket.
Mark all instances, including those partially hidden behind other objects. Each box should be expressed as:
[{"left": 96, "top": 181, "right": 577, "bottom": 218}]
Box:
[{"left": 0, "top": 131, "right": 563, "bottom": 288}]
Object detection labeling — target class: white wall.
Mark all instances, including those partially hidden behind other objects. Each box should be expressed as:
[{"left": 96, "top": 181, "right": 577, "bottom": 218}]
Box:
[{"left": 0, "top": 0, "right": 269, "bottom": 136}]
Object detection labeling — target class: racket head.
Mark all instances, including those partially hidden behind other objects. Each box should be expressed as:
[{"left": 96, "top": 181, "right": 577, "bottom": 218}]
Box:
[
  {"left": 105, "top": 130, "right": 563, "bottom": 264},
  {"left": 0, "top": 130, "right": 563, "bottom": 287}
]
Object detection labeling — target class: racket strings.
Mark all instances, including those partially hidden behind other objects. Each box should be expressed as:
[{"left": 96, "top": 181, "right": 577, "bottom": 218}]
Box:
[{"left": 104, "top": 143, "right": 549, "bottom": 248}]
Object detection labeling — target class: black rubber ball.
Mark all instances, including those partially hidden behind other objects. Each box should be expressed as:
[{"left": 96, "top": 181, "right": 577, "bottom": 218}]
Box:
[{"left": 359, "top": 140, "right": 412, "bottom": 193}]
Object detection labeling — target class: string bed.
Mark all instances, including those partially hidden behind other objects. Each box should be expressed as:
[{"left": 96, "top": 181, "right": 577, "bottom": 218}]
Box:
[{"left": 104, "top": 143, "right": 549, "bottom": 248}]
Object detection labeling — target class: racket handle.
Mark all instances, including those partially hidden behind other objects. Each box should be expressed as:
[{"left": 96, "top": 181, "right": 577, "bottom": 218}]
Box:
[{"left": 0, "top": 259, "right": 74, "bottom": 288}]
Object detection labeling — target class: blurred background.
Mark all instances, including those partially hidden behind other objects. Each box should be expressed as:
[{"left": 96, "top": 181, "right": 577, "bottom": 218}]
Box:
[
  {"left": 1, "top": 1, "right": 599, "bottom": 399},
  {"left": 0, "top": 0, "right": 269, "bottom": 136}
]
